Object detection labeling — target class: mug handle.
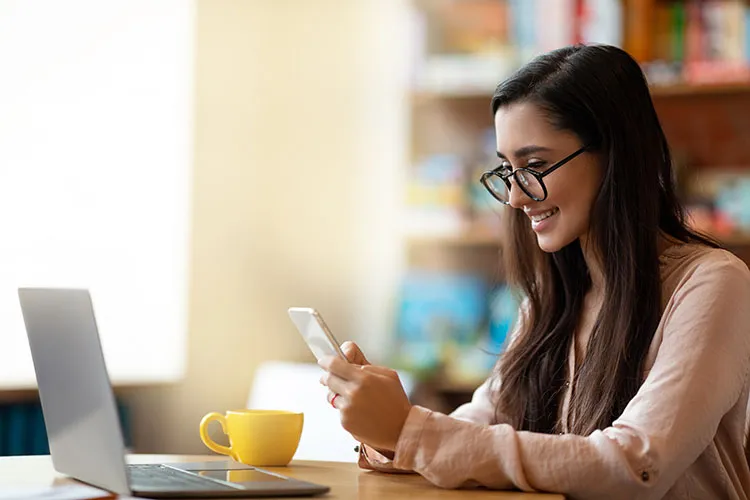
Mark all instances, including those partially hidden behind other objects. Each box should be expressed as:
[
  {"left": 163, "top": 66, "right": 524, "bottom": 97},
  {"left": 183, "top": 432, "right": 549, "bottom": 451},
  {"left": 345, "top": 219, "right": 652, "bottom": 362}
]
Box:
[{"left": 199, "top": 412, "right": 232, "bottom": 457}]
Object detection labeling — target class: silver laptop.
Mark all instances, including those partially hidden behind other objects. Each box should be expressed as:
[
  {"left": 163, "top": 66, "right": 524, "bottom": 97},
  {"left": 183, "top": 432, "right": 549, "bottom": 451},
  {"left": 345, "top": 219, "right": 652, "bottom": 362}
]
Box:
[{"left": 17, "top": 288, "right": 330, "bottom": 498}]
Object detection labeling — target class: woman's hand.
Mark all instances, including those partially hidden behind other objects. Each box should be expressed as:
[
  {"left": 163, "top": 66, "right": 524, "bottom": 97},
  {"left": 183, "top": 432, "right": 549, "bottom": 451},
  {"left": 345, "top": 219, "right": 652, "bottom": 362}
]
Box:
[
  {"left": 319, "top": 355, "right": 412, "bottom": 452},
  {"left": 340, "top": 341, "right": 370, "bottom": 366}
]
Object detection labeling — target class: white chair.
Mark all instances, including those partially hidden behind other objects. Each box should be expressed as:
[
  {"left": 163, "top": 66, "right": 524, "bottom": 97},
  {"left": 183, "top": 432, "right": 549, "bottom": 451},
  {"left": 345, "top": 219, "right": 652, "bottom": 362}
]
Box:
[{"left": 247, "top": 360, "right": 414, "bottom": 463}]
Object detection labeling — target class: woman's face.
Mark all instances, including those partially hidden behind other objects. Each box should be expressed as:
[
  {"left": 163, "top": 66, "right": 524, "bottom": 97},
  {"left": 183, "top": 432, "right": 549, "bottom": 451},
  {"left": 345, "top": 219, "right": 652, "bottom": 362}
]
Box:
[{"left": 494, "top": 101, "right": 603, "bottom": 253}]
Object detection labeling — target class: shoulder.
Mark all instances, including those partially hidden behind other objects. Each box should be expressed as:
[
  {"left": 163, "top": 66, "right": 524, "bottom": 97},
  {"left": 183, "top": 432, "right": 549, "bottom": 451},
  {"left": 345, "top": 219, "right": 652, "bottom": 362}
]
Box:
[
  {"left": 654, "top": 245, "right": 750, "bottom": 377},
  {"left": 657, "top": 244, "right": 750, "bottom": 350},
  {"left": 660, "top": 243, "right": 750, "bottom": 300}
]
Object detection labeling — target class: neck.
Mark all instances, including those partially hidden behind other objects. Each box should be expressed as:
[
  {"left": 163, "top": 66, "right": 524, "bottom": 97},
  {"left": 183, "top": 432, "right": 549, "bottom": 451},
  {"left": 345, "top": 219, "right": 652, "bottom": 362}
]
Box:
[
  {"left": 579, "top": 233, "right": 604, "bottom": 295},
  {"left": 580, "top": 230, "right": 677, "bottom": 297},
  {"left": 657, "top": 230, "right": 677, "bottom": 256}
]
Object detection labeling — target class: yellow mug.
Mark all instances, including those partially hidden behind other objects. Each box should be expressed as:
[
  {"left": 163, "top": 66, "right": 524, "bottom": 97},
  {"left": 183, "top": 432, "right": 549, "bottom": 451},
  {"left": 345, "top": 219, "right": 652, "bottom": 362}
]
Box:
[{"left": 199, "top": 409, "right": 303, "bottom": 466}]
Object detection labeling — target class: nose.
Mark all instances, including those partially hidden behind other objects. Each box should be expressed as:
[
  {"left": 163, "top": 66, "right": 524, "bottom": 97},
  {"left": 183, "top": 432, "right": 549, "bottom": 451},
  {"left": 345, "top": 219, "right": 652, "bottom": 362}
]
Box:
[{"left": 507, "top": 176, "right": 533, "bottom": 209}]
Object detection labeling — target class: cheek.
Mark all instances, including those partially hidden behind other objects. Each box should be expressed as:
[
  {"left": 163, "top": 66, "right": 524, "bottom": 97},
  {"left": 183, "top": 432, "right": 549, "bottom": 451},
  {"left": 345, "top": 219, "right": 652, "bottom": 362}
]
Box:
[
  {"left": 532, "top": 163, "right": 602, "bottom": 251},
  {"left": 547, "top": 166, "right": 601, "bottom": 212},
  {"left": 546, "top": 176, "right": 597, "bottom": 233},
  {"left": 544, "top": 175, "right": 577, "bottom": 208}
]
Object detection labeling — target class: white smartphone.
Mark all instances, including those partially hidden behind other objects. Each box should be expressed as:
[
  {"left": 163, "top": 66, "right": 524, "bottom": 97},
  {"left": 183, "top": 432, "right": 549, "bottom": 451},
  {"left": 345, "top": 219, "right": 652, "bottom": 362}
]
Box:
[{"left": 288, "top": 307, "right": 347, "bottom": 362}]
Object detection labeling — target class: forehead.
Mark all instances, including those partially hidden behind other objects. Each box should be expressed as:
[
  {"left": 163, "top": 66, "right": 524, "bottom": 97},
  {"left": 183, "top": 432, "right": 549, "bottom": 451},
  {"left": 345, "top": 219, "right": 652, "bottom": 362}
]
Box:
[{"left": 494, "top": 101, "right": 571, "bottom": 153}]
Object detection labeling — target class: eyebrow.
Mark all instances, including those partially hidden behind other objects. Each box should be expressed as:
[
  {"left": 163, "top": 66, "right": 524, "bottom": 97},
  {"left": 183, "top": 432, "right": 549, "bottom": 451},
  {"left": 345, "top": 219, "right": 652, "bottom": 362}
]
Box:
[{"left": 496, "top": 145, "right": 552, "bottom": 159}]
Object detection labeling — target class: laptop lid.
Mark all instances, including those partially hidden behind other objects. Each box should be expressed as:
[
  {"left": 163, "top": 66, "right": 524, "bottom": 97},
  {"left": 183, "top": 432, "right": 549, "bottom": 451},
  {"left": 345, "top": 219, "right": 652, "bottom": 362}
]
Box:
[
  {"left": 18, "top": 288, "right": 131, "bottom": 496},
  {"left": 18, "top": 288, "right": 330, "bottom": 498}
]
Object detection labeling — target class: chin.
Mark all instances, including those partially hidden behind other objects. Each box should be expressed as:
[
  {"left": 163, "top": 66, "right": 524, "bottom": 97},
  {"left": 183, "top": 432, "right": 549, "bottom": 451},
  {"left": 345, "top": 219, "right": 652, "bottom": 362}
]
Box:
[
  {"left": 535, "top": 233, "right": 576, "bottom": 253},
  {"left": 536, "top": 238, "right": 562, "bottom": 253}
]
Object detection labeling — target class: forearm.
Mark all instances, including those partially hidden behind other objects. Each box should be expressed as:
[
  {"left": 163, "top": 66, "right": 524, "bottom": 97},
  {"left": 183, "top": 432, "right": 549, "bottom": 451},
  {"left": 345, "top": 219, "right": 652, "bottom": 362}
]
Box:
[{"left": 392, "top": 407, "right": 664, "bottom": 498}]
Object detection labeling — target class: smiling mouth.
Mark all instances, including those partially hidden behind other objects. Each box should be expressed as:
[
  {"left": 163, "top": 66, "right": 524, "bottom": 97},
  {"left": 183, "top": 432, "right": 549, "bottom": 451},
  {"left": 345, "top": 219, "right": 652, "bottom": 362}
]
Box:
[{"left": 529, "top": 207, "right": 559, "bottom": 222}]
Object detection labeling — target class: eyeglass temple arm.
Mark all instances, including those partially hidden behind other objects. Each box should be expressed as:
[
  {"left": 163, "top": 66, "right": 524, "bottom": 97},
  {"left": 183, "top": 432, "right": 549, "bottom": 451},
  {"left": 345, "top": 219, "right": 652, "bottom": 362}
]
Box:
[{"left": 538, "top": 146, "right": 589, "bottom": 179}]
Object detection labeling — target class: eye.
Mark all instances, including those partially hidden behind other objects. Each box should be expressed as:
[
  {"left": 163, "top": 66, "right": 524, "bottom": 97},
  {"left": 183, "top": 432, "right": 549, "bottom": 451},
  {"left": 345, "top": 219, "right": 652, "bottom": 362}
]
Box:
[{"left": 526, "top": 160, "right": 546, "bottom": 171}]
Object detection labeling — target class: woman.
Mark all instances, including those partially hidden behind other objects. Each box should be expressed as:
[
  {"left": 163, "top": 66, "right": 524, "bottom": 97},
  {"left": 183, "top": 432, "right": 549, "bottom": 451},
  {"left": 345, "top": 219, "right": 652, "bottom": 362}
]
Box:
[{"left": 318, "top": 44, "right": 750, "bottom": 499}]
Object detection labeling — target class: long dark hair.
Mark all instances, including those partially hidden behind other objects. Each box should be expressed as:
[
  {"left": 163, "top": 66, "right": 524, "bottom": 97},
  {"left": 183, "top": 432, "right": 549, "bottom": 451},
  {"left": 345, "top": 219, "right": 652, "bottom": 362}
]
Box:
[{"left": 493, "top": 44, "right": 718, "bottom": 435}]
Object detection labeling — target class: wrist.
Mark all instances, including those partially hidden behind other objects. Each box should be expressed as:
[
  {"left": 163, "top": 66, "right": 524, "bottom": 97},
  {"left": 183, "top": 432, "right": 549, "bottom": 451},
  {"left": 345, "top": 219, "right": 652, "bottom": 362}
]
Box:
[{"left": 389, "top": 403, "right": 412, "bottom": 450}]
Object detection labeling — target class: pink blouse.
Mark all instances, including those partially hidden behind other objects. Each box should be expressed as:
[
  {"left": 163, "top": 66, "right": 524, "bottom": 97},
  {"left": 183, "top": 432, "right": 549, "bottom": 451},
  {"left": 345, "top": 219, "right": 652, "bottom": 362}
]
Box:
[{"left": 360, "top": 243, "right": 750, "bottom": 499}]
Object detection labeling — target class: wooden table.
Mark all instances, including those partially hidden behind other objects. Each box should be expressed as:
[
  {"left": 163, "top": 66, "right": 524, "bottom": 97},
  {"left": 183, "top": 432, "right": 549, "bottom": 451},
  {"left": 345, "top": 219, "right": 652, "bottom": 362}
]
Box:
[{"left": 0, "top": 454, "right": 564, "bottom": 499}]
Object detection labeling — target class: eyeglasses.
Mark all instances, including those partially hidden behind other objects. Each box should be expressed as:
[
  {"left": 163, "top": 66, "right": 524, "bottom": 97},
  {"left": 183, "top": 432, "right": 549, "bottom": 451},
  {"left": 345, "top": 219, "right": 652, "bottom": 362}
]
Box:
[{"left": 480, "top": 145, "right": 589, "bottom": 205}]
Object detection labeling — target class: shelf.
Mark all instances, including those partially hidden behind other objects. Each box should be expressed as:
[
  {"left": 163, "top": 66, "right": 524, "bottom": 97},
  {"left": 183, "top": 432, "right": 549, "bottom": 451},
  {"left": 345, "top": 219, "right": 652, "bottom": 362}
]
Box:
[
  {"left": 405, "top": 228, "right": 750, "bottom": 248},
  {"left": 411, "top": 91, "right": 492, "bottom": 107},
  {"left": 412, "top": 81, "right": 750, "bottom": 102},
  {"left": 649, "top": 82, "right": 750, "bottom": 97},
  {"left": 406, "top": 225, "right": 502, "bottom": 247}
]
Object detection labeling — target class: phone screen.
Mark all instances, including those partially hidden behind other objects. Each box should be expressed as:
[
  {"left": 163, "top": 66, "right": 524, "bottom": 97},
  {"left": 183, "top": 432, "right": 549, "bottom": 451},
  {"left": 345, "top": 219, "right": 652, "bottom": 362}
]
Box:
[{"left": 288, "top": 308, "right": 345, "bottom": 361}]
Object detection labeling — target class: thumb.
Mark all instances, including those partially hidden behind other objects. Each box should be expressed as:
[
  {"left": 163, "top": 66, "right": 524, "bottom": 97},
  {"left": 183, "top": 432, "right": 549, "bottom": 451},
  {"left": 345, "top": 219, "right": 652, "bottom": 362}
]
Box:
[{"left": 341, "top": 341, "right": 370, "bottom": 365}]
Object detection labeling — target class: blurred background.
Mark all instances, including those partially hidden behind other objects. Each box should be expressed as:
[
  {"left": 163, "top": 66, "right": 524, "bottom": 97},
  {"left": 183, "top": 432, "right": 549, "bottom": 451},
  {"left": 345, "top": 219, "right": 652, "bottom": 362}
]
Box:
[{"left": 1, "top": 0, "right": 749, "bottom": 459}]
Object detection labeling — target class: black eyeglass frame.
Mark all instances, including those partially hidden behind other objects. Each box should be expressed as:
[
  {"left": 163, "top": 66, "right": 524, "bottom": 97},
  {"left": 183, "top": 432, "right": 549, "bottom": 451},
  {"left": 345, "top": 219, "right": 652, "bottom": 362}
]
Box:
[{"left": 480, "top": 145, "right": 590, "bottom": 204}]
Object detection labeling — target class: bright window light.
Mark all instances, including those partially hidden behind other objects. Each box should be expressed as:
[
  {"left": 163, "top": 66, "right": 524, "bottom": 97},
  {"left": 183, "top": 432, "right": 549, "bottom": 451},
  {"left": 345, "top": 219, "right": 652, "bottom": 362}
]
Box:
[{"left": 0, "top": 1, "right": 194, "bottom": 388}]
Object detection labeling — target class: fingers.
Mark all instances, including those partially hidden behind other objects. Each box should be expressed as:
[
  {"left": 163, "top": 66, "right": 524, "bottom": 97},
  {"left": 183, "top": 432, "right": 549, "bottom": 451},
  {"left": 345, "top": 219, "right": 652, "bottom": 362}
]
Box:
[
  {"left": 327, "top": 390, "right": 342, "bottom": 408},
  {"left": 361, "top": 364, "right": 396, "bottom": 376},
  {"left": 340, "top": 342, "right": 358, "bottom": 363},
  {"left": 361, "top": 364, "right": 401, "bottom": 382},
  {"left": 321, "top": 371, "right": 349, "bottom": 397},
  {"left": 319, "top": 355, "right": 363, "bottom": 381}
]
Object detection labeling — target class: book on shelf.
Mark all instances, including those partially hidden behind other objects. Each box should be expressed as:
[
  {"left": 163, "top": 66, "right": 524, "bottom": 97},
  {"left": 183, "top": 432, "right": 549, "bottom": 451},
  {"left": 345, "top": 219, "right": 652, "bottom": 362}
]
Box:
[
  {"left": 404, "top": 153, "right": 470, "bottom": 236},
  {"left": 405, "top": 129, "right": 504, "bottom": 241},
  {"left": 682, "top": 0, "right": 750, "bottom": 84},
  {"left": 410, "top": 0, "right": 750, "bottom": 94},
  {"left": 684, "top": 167, "right": 750, "bottom": 241},
  {"left": 391, "top": 269, "right": 519, "bottom": 382}
]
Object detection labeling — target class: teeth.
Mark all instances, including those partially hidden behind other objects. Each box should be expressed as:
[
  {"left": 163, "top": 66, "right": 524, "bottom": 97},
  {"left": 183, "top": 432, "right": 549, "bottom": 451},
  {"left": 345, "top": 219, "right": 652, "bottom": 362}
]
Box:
[{"left": 531, "top": 208, "right": 558, "bottom": 222}]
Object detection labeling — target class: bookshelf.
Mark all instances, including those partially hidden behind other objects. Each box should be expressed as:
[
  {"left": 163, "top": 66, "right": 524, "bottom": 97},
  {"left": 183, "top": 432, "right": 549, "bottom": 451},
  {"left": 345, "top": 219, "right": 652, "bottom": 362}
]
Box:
[
  {"left": 650, "top": 81, "right": 750, "bottom": 97},
  {"left": 407, "top": 227, "right": 750, "bottom": 249},
  {"left": 399, "top": 0, "right": 750, "bottom": 411},
  {"left": 414, "top": 81, "right": 750, "bottom": 101}
]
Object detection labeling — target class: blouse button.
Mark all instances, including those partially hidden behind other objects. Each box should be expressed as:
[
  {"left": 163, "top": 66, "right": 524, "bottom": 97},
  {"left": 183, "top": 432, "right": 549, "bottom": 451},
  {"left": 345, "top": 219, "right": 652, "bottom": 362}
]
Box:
[
  {"left": 354, "top": 445, "right": 360, "bottom": 453},
  {"left": 641, "top": 471, "right": 650, "bottom": 482}
]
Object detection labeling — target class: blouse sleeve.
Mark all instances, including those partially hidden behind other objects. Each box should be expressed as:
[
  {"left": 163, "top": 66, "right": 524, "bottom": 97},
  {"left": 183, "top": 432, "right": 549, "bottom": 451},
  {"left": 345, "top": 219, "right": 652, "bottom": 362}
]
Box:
[
  {"left": 358, "top": 375, "right": 501, "bottom": 472},
  {"left": 358, "top": 300, "right": 528, "bottom": 472},
  {"left": 388, "top": 254, "right": 750, "bottom": 499}
]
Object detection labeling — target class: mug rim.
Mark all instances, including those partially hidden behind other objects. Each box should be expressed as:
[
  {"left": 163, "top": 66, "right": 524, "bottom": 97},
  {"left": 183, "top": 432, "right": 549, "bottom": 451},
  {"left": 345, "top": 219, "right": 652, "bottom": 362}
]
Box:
[{"left": 226, "top": 409, "right": 303, "bottom": 416}]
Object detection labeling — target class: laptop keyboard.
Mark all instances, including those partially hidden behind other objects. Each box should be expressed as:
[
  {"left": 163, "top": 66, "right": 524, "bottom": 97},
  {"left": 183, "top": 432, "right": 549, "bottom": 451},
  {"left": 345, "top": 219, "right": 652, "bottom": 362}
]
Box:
[{"left": 127, "top": 464, "right": 240, "bottom": 492}]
